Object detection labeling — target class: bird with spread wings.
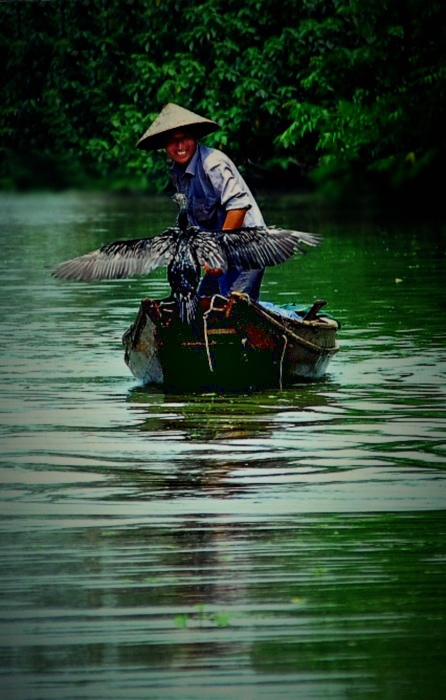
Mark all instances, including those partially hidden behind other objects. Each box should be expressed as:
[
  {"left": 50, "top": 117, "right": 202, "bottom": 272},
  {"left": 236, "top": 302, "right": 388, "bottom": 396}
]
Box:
[{"left": 53, "top": 194, "right": 321, "bottom": 323}]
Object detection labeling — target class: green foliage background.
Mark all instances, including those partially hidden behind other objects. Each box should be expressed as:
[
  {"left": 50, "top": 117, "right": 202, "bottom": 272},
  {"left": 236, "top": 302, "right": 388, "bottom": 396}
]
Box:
[{"left": 1, "top": 0, "right": 445, "bottom": 197}]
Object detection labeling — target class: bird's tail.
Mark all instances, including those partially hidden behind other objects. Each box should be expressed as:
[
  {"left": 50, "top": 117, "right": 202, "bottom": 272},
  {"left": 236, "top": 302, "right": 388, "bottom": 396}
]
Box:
[{"left": 177, "top": 293, "right": 199, "bottom": 324}]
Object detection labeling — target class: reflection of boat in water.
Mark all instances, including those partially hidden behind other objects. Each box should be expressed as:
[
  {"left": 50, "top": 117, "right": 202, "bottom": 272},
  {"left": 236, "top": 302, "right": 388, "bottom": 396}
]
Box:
[
  {"left": 127, "top": 376, "right": 335, "bottom": 443},
  {"left": 122, "top": 292, "right": 340, "bottom": 392}
]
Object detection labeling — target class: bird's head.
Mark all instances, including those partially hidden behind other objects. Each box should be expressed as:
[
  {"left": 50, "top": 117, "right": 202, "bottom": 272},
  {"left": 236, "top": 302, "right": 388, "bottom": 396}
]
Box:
[
  {"left": 172, "top": 193, "right": 188, "bottom": 212},
  {"left": 172, "top": 193, "right": 189, "bottom": 231}
]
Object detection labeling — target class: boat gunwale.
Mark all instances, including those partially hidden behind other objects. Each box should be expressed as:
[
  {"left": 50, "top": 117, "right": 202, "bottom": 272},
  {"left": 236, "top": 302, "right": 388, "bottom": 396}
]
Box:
[
  {"left": 127, "top": 292, "right": 340, "bottom": 357},
  {"left": 225, "top": 292, "right": 340, "bottom": 357}
]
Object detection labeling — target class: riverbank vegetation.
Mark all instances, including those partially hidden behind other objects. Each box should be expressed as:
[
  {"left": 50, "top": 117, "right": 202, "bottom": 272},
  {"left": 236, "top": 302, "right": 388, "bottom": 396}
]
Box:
[{"left": 1, "top": 0, "right": 445, "bottom": 202}]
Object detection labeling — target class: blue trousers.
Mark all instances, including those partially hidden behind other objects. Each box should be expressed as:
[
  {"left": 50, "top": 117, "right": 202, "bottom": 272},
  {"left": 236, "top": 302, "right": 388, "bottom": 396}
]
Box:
[{"left": 198, "top": 268, "right": 264, "bottom": 301}]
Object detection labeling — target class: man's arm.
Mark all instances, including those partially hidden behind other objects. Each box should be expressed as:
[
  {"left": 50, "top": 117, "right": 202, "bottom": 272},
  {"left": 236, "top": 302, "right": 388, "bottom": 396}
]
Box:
[
  {"left": 222, "top": 208, "right": 247, "bottom": 230},
  {"left": 203, "top": 209, "right": 248, "bottom": 275}
]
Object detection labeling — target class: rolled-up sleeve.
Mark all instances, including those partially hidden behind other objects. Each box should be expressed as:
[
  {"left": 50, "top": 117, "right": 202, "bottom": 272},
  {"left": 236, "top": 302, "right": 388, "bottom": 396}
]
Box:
[{"left": 207, "top": 161, "right": 252, "bottom": 212}]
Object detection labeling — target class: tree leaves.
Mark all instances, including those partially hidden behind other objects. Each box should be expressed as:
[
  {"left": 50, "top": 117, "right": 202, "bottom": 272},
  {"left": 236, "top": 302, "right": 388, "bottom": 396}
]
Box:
[{"left": 1, "top": 0, "right": 445, "bottom": 191}]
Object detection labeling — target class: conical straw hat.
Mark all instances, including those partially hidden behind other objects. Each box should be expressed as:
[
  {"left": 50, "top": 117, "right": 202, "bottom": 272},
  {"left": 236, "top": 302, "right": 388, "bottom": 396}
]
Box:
[{"left": 137, "top": 103, "right": 220, "bottom": 151}]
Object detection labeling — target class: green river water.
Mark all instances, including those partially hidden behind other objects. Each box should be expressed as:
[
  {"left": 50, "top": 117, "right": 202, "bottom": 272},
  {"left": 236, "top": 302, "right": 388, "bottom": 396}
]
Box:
[{"left": 0, "top": 191, "right": 445, "bottom": 699}]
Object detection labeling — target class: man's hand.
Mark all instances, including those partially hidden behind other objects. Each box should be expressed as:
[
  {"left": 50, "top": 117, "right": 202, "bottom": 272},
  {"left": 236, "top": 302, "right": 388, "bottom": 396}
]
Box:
[{"left": 202, "top": 263, "right": 223, "bottom": 276}]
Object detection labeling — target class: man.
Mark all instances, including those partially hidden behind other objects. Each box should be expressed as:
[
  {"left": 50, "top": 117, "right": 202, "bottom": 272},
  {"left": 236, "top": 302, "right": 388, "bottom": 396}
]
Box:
[{"left": 137, "top": 103, "right": 265, "bottom": 300}]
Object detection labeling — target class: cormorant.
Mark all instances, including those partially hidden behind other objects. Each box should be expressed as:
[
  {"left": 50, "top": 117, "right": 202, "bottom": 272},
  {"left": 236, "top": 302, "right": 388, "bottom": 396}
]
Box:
[{"left": 53, "top": 194, "right": 321, "bottom": 323}]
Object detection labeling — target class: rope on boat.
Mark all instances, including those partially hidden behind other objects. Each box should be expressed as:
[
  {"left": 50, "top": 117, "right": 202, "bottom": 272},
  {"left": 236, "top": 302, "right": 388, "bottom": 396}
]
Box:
[
  {"left": 279, "top": 334, "right": 288, "bottom": 391},
  {"left": 202, "top": 294, "right": 228, "bottom": 373},
  {"left": 203, "top": 314, "right": 213, "bottom": 372},
  {"left": 239, "top": 293, "right": 338, "bottom": 357}
]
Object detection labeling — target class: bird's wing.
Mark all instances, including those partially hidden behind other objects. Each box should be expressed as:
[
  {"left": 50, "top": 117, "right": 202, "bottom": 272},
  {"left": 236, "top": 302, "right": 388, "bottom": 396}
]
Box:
[
  {"left": 52, "top": 228, "right": 178, "bottom": 281},
  {"left": 190, "top": 230, "right": 228, "bottom": 271},
  {"left": 214, "top": 226, "right": 322, "bottom": 269}
]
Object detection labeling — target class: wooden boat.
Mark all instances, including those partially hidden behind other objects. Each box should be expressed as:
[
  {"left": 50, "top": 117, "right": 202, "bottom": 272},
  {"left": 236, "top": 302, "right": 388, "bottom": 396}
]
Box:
[{"left": 122, "top": 292, "right": 340, "bottom": 391}]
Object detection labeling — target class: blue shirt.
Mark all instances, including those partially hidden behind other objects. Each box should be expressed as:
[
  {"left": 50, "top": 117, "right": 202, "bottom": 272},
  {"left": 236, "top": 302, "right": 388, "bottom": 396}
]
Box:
[{"left": 171, "top": 144, "right": 265, "bottom": 231}]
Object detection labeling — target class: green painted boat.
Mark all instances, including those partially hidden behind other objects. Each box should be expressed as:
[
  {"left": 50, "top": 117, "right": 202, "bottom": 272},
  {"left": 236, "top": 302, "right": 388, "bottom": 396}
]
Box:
[{"left": 122, "top": 292, "right": 340, "bottom": 391}]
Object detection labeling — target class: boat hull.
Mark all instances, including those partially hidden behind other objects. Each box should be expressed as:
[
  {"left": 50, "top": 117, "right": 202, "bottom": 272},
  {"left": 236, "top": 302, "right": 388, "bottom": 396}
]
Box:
[{"left": 122, "top": 293, "right": 340, "bottom": 391}]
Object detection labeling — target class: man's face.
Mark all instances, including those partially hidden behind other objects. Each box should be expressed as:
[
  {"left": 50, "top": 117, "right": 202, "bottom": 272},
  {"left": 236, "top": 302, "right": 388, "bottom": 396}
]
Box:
[{"left": 165, "top": 131, "right": 197, "bottom": 165}]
